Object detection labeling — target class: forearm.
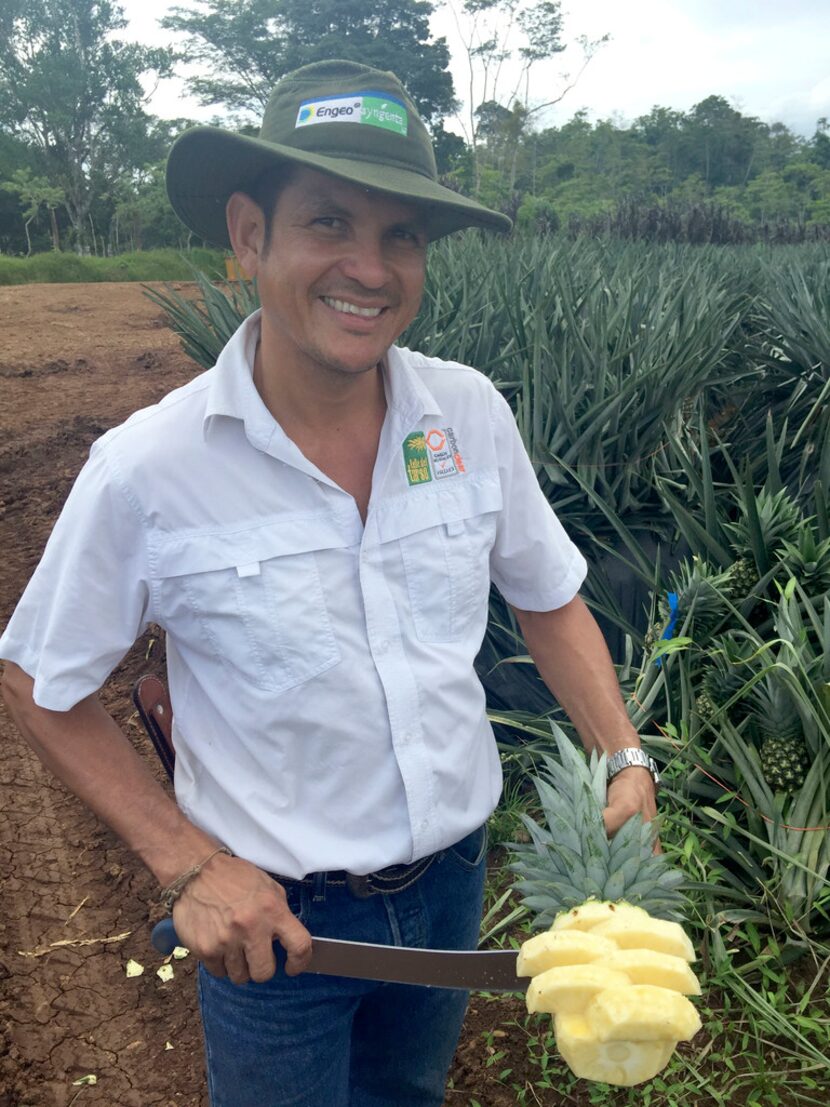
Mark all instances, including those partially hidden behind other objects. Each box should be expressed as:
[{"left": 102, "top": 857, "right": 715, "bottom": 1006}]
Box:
[
  {"left": 511, "top": 595, "right": 640, "bottom": 756},
  {"left": 1, "top": 662, "right": 217, "bottom": 887}
]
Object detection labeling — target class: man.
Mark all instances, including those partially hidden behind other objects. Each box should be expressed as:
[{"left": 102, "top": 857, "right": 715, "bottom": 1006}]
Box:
[{"left": 1, "top": 60, "right": 657, "bottom": 1106}]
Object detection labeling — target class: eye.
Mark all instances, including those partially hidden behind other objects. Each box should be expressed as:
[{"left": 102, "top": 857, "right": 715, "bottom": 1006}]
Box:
[
  {"left": 312, "top": 216, "right": 345, "bottom": 231},
  {"left": 391, "top": 226, "right": 425, "bottom": 247}
]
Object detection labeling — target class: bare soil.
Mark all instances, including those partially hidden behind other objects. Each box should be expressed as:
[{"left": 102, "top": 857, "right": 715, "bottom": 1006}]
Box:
[{"left": 0, "top": 283, "right": 533, "bottom": 1107}]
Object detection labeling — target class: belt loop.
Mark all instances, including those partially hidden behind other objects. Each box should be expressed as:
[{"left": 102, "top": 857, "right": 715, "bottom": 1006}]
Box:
[{"left": 312, "top": 870, "right": 327, "bottom": 903}]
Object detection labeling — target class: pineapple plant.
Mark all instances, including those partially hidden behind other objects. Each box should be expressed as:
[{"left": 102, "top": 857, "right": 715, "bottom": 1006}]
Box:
[
  {"left": 778, "top": 527, "right": 830, "bottom": 597},
  {"left": 758, "top": 736, "right": 809, "bottom": 792},
  {"left": 725, "top": 487, "right": 802, "bottom": 567},
  {"left": 643, "top": 617, "right": 668, "bottom": 655},
  {"left": 727, "top": 556, "right": 758, "bottom": 601},
  {"left": 694, "top": 685, "right": 716, "bottom": 723},
  {"left": 511, "top": 732, "right": 702, "bottom": 1087},
  {"left": 696, "top": 633, "right": 757, "bottom": 728},
  {"left": 665, "top": 556, "right": 732, "bottom": 643},
  {"left": 746, "top": 672, "right": 808, "bottom": 794}
]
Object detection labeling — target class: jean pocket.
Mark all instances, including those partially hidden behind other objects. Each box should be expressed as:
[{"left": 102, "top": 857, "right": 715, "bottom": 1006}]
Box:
[{"left": 445, "top": 824, "right": 488, "bottom": 872}]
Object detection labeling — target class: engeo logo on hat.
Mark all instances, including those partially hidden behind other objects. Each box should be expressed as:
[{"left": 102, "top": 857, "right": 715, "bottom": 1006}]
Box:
[{"left": 295, "top": 90, "right": 408, "bottom": 136}]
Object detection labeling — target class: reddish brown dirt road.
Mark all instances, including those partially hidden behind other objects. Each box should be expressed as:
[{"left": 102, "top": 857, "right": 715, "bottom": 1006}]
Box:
[{"left": 0, "top": 283, "right": 528, "bottom": 1107}]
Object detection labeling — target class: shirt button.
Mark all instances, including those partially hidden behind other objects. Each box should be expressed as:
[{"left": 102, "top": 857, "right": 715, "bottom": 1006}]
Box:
[{"left": 376, "top": 639, "right": 389, "bottom": 655}]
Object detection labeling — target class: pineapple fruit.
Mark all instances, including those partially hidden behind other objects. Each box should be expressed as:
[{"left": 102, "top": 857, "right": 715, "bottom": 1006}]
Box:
[
  {"left": 747, "top": 671, "right": 809, "bottom": 793},
  {"left": 519, "top": 905, "right": 702, "bottom": 1086},
  {"left": 511, "top": 732, "right": 703, "bottom": 1087}
]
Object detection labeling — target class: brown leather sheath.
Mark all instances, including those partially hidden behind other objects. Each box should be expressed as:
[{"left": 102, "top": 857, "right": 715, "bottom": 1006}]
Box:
[{"left": 132, "top": 674, "right": 175, "bottom": 782}]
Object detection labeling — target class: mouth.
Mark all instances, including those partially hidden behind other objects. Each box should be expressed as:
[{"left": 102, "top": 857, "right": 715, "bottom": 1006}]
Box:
[{"left": 321, "top": 296, "right": 387, "bottom": 319}]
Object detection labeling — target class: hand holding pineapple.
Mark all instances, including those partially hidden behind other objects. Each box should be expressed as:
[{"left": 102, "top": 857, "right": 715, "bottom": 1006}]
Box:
[{"left": 510, "top": 734, "right": 703, "bottom": 1088}]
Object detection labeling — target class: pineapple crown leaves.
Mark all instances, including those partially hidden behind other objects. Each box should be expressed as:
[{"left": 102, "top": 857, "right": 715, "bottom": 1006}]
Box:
[
  {"left": 508, "top": 730, "right": 690, "bottom": 925},
  {"left": 778, "top": 530, "right": 830, "bottom": 594},
  {"left": 666, "top": 556, "right": 734, "bottom": 634},
  {"left": 725, "top": 486, "right": 804, "bottom": 565}
]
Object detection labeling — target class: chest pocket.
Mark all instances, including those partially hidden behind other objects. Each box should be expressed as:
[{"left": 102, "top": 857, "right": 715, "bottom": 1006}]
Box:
[
  {"left": 155, "top": 516, "right": 347, "bottom": 693},
  {"left": 376, "top": 476, "right": 503, "bottom": 643}
]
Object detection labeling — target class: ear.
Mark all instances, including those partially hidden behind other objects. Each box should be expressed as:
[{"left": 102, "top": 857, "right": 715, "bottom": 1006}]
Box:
[{"left": 226, "top": 191, "right": 265, "bottom": 279}]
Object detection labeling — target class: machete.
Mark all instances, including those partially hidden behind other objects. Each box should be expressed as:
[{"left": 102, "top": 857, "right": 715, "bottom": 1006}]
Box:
[{"left": 151, "top": 917, "right": 527, "bottom": 992}]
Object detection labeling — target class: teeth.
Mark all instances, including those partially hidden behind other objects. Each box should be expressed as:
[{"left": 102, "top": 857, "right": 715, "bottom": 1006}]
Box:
[{"left": 323, "top": 297, "right": 383, "bottom": 318}]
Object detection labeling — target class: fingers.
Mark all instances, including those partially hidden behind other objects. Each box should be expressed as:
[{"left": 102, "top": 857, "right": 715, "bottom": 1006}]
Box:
[
  {"left": 603, "top": 767, "right": 658, "bottom": 837},
  {"left": 276, "top": 913, "right": 313, "bottom": 977},
  {"left": 223, "top": 944, "right": 254, "bottom": 986},
  {"left": 172, "top": 857, "right": 306, "bottom": 985}
]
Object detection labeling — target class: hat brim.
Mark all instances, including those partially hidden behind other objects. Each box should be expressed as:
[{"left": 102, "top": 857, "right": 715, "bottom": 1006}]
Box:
[{"left": 166, "top": 127, "right": 512, "bottom": 246}]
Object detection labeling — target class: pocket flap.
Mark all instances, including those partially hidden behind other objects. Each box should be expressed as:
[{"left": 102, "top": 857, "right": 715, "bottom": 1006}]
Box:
[
  {"left": 154, "top": 511, "right": 361, "bottom": 579},
  {"left": 375, "top": 472, "right": 503, "bottom": 544}
]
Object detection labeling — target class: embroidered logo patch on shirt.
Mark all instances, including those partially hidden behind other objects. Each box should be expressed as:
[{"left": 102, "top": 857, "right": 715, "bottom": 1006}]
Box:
[
  {"left": 403, "top": 428, "right": 465, "bottom": 485},
  {"left": 425, "top": 426, "right": 466, "bottom": 479},
  {"left": 403, "top": 432, "right": 432, "bottom": 485},
  {"left": 295, "top": 92, "right": 408, "bottom": 136}
]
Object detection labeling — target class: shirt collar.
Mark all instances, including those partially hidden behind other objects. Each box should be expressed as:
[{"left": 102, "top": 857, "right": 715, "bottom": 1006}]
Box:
[
  {"left": 383, "top": 344, "right": 442, "bottom": 426},
  {"left": 202, "top": 309, "right": 275, "bottom": 451},
  {"left": 202, "top": 309, "right": 443, "bottom": 451}
]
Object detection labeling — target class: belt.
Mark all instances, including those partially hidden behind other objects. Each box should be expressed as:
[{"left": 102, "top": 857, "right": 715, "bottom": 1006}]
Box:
[{"left": 271, "top": 854, "right": 437, "bottom": 899}]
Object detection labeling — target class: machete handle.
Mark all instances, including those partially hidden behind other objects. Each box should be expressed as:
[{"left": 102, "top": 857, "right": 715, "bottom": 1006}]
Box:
[{"left": 152, "top": 917, "right": 180, "bottom": 955}]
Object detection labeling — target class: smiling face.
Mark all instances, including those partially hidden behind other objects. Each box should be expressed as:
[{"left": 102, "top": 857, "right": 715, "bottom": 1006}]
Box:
[{"left": 233, "top": 166, "right": 428, "bottom": 385}]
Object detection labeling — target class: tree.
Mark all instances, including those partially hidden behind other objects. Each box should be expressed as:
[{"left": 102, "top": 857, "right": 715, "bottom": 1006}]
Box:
[
  {"left": 162, "top": 0, "right": 456, "bottom": 124},
  {"left": 0, "top": 168, "right": 64, "bottom": 253},
  {"left": 449, "top": 0, "right": 607, "bottom": 195},
  {"left": 0, "top": 0, "right": 172, "bottom": 251},
  {"left": 679, "top": 95, "right": 766, "bottom": 189},
  {"left": 810, "top": 118, "right": 830, "bottom": 170}
]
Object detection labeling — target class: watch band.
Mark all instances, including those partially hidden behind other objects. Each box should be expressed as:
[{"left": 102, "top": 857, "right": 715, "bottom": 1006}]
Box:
[{"left": 606, "top": 747, "right": 661, "bottom": 789}]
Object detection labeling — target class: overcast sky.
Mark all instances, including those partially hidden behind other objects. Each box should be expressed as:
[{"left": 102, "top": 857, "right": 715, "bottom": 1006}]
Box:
[{"left": 123, "top": 0, "right": 830, "bottom": 138}]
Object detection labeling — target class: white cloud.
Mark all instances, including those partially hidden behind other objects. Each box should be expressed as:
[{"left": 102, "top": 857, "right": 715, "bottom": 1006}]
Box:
[{"left": 119, "top": 0, "right": 830, "bottom": 137}]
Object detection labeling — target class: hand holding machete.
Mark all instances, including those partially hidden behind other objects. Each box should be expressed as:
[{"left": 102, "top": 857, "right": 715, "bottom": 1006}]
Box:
[{"left": 170, "top": 850, "right": 312, "bottom": 984}]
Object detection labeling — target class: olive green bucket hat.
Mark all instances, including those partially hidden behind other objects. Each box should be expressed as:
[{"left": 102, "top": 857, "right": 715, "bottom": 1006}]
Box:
[{"left": 166, "top": 58, "right": 512, "bottom": 245}]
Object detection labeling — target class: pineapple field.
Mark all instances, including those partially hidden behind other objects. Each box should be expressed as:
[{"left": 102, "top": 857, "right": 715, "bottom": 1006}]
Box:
[{"left": 1, "top": 237, "right": 829, "bottom": 1106}]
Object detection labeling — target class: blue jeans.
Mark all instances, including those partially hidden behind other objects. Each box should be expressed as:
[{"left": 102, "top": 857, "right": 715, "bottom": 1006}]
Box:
[{"left": 197, "top": 826, "right": 488, "bottom": 1107}]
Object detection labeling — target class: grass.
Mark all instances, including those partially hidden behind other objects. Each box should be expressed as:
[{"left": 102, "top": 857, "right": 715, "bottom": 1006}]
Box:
[{"left": 0, "top": 248, "right": 227, "bottom": 285}]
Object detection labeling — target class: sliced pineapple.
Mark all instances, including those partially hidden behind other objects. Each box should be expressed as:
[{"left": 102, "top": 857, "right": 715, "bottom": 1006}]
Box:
[
  {"left": 552, "top": 900, "right": 649, "bottom": 933},
  {"left": 605, "top": 949, "right": 701, "bottom": 995},
  {"left": 526, "top": 965, "right": 631, "bottom": 1015},
  {"left": 555, "top": 1013, "right": 677, "bottom": 1088},
  {"left": 517, "top": 930, "right": 617, "bottom": 977},
  {"left": 586, "top": 984, "right": 702, "bottom": 1042},
  {"left": 591, "top": 916, "right": 696, "bottom": 962}
]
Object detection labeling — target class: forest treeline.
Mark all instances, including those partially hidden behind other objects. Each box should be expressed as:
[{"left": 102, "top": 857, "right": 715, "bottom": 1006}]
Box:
[{"left": 1, "top": 0, "right": 828, "bottom": 256}]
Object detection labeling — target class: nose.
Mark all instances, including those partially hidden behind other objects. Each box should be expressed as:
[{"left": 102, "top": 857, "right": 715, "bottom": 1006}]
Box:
[{"left": 337, "top": 231, "right": 390, "bottom": 291}]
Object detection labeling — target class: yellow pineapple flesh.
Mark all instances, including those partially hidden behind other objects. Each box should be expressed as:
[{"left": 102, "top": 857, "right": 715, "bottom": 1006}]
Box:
[
  {"left": 551, "top": 900, "right": 649, "bottom": 933},
  {"left": 591, "top": 916, "right": 696, "bottom": 962},
  {"left": 526, "top": 964, "right": 631, "bottom": 1015},
  {"left": 586, "top": 984, "right": 702, "bottom": 1042},
  {"left": 604, "top": 949, "right": 701, "bottom": 995},
  {"left": 555, "top": 1013, "right": 677, "bottom": 1088},
  {"left": 516, "top": 930, "right": 617, "bottom": 976}
]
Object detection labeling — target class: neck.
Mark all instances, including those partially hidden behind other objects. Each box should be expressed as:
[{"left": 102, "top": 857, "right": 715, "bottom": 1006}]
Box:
[{"left": 253, "top": 335, "right": 387, "bottom": 437}]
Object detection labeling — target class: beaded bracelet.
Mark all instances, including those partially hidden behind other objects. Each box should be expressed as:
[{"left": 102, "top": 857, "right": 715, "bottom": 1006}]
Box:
[{"left": 160, "top": 846, "right": 233, "bottom": 911}]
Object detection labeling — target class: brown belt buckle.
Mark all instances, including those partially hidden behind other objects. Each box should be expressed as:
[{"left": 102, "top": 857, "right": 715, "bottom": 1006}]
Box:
[{"left": 346, "top": 872, "right": 374, "bottom": 898}]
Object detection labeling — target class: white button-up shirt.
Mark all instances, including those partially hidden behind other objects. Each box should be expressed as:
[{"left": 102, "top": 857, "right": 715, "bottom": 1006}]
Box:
[{"left": 0, "top": 311, "right": 587, "bottom": 878}]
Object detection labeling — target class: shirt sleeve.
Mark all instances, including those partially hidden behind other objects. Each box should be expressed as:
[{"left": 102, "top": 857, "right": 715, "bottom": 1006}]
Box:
[
  {"left": 487, "top": 387, "right": 587, "bottom": 610},
  {"left": 0, "top": 437, "right": 153, "bottom": 711}
]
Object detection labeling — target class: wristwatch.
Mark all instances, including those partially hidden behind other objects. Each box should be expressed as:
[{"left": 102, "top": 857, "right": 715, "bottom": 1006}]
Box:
[{"left": 606, "top": 747, "right": 661, "bottom": 789}]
